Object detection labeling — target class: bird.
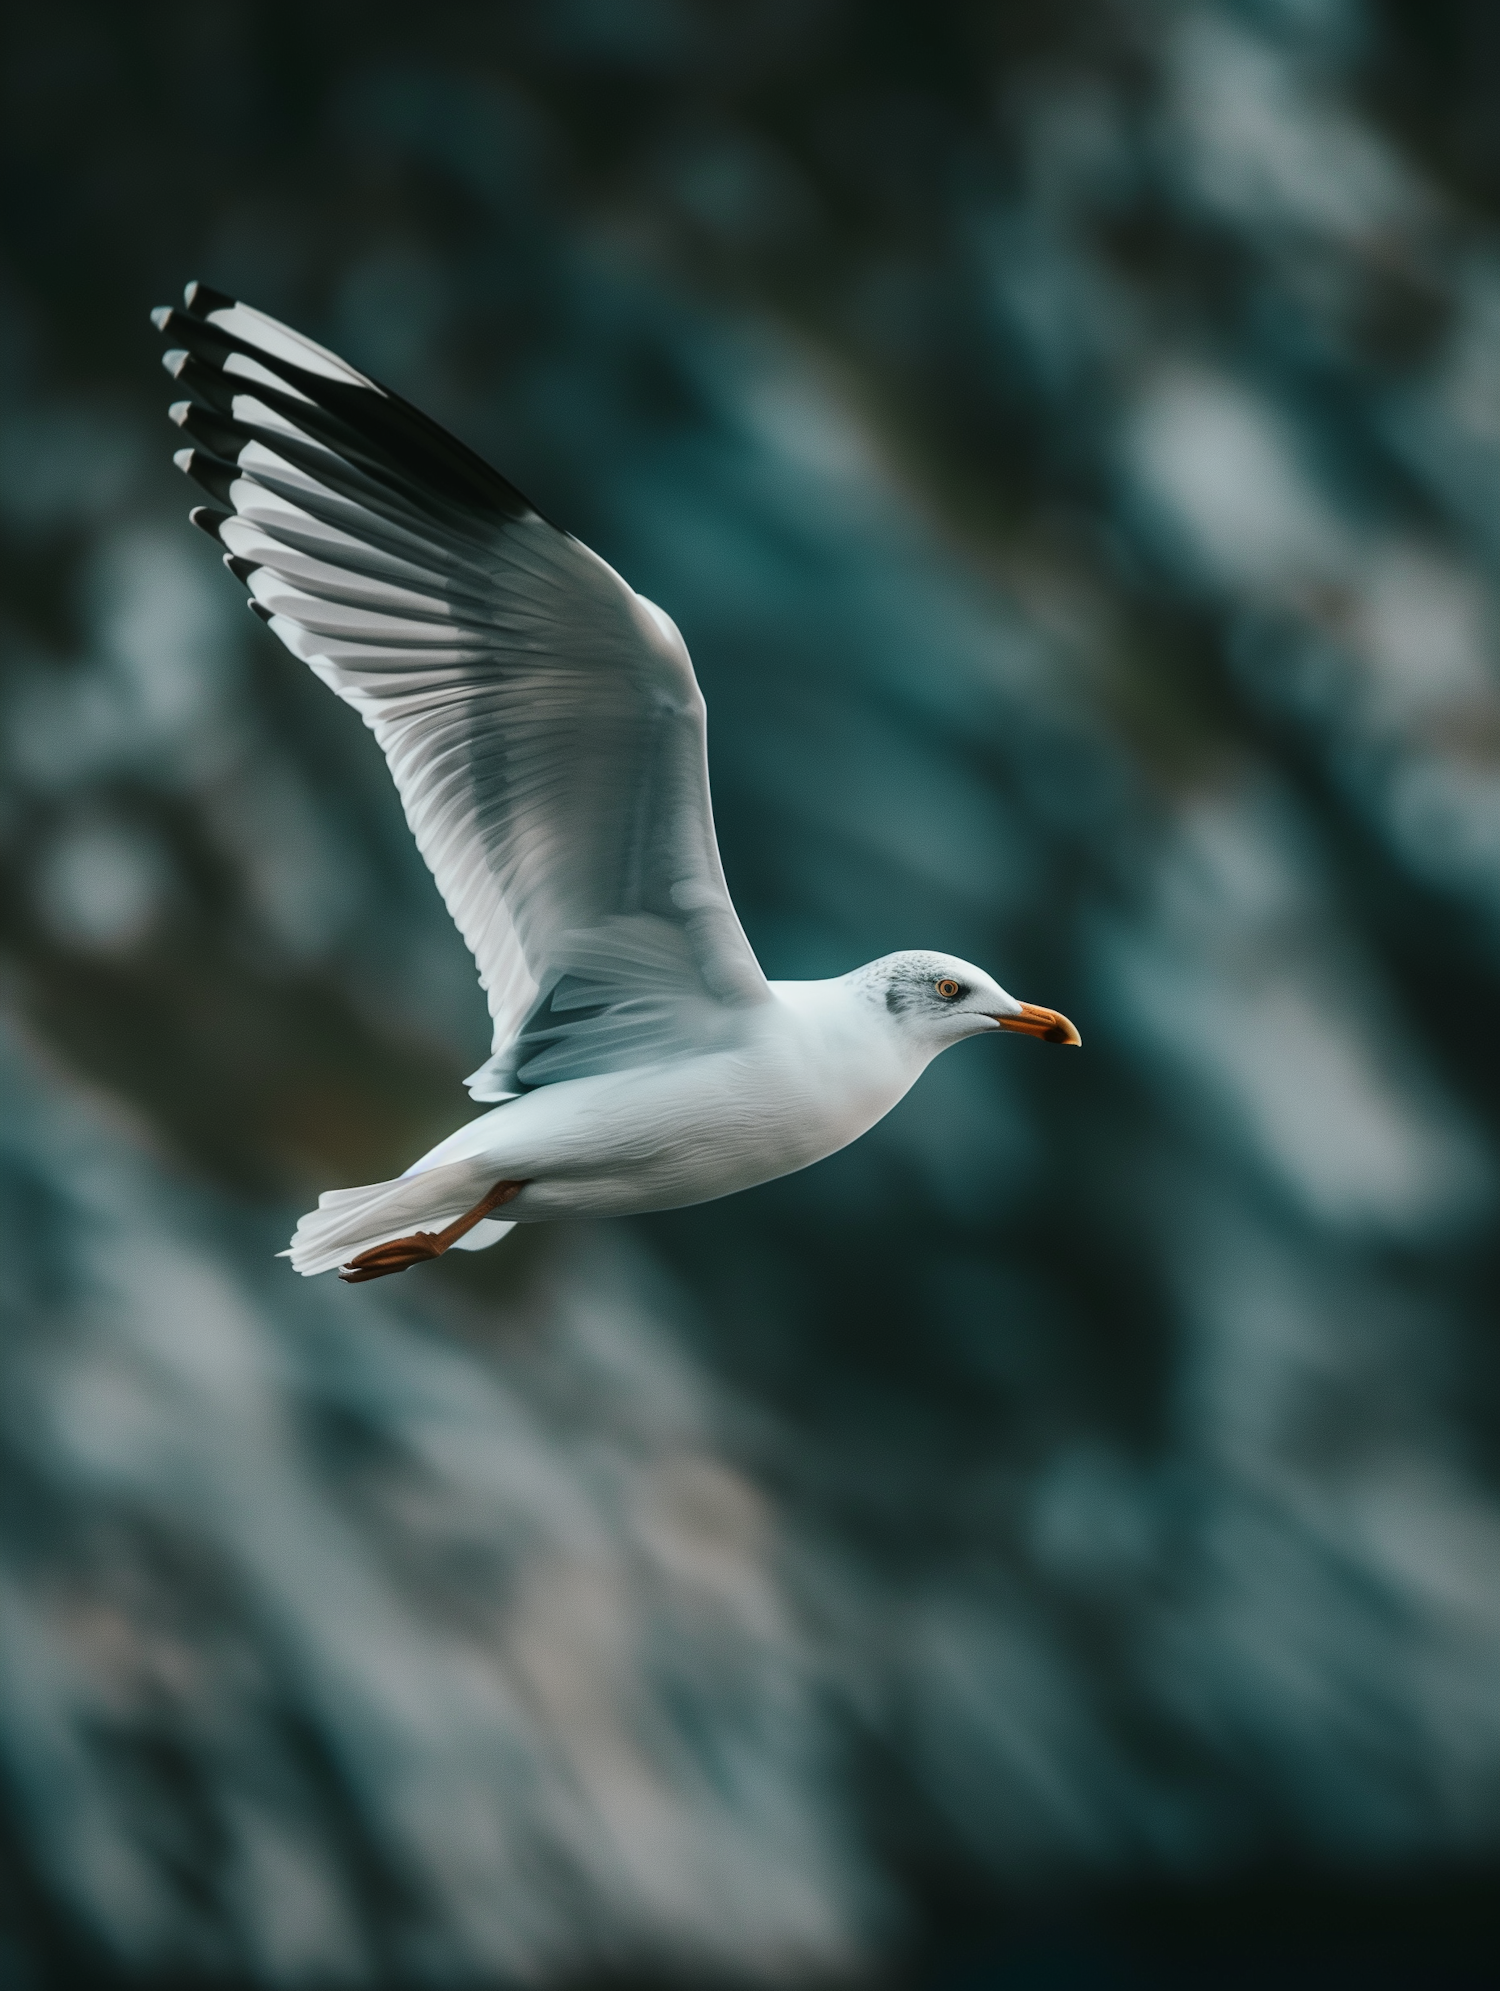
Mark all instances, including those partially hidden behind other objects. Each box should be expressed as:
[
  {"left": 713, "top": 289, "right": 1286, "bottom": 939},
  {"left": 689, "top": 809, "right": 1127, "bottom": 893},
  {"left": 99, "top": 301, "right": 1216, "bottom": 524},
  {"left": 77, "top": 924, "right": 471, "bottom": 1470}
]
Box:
[{"left": 151, "top": 282, "right": 1080, "bottom": 1283}]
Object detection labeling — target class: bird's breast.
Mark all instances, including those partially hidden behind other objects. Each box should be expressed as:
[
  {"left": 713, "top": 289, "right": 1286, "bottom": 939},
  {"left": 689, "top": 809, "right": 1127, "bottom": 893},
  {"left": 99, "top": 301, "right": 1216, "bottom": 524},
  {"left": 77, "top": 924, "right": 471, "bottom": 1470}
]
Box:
[{"left": 474, "top": 1005, "right": 915, "bottom": 1220}]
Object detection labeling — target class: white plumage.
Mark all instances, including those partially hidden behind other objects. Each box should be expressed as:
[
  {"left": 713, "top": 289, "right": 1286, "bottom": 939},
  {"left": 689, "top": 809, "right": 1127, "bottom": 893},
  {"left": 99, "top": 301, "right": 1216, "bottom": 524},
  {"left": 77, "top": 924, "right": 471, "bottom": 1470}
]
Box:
[{"left": 152, "top": 283, "right": 1079, "bottom": 1282}]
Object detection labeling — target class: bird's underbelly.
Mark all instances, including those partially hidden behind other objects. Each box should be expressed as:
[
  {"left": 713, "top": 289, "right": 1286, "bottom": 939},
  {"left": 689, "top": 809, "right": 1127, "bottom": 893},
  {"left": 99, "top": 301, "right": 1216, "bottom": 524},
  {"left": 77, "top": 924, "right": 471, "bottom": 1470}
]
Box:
[
  {"left": 431, "top": 1039, "right": 912, "bottom": 1223},
  {"left": 507, "top": 1146, "right": 786, "bottom": 1221}
]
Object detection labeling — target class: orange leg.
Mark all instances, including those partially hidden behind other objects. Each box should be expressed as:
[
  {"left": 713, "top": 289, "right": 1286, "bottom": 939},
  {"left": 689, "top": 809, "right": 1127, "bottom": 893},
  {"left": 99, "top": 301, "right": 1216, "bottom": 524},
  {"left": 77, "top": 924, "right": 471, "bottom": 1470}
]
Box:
[{"left": 339, "top": 1179, "right": 527, "bottom": 1284}]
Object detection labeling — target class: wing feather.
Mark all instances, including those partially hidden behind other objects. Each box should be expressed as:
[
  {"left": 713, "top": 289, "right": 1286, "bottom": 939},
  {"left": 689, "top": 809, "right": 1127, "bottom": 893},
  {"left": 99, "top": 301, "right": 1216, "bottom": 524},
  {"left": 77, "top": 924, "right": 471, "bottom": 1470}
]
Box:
[{"left": 154, "top": 282, "right": 768, "bottom": 1098}]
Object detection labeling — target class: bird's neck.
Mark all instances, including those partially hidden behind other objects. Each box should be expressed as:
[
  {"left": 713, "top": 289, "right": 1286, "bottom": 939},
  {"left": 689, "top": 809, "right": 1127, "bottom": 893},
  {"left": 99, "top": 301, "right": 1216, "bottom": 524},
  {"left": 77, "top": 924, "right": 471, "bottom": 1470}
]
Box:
[{"left": 768, "top": 974, "right": 937, "bottom": 1088}]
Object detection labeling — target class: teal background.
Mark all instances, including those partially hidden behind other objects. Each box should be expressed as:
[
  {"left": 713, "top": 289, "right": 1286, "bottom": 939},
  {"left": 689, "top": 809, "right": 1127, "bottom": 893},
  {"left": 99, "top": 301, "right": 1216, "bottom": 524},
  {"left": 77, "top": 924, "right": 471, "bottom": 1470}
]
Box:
[{"left": 1, "top": 3, "right": 1498, "bottom": 1982}]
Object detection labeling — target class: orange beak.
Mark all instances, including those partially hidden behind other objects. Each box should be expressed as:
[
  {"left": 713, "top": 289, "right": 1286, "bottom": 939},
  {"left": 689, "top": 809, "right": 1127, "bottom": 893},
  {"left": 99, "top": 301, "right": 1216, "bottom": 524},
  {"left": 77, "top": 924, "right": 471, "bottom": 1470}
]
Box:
[{"left": 993, "top": 1002, "right": 1082, "bottom": 1047}]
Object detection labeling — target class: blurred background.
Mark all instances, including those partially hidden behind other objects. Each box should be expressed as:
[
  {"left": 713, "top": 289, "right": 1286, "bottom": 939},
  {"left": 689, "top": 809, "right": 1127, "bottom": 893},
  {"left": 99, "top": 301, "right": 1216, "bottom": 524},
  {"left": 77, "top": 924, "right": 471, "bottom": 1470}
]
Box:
[{"left": 2, "top": 1, "right": 1499, "bottom": 1984}]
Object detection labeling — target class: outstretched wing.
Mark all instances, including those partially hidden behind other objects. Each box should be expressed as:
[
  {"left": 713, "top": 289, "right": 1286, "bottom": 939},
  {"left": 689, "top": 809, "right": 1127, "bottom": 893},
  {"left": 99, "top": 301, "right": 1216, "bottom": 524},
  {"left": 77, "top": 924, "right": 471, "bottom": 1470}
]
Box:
[{"left": 152, "top": 282, "right": 769, "bottom": 1098}]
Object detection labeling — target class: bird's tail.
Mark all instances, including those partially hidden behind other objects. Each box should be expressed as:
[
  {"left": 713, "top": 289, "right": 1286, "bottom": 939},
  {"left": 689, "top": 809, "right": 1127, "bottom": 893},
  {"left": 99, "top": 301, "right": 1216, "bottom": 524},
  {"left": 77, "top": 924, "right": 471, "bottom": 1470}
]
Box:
[{"left": 282, "top": 1159, "right": 516, "bottom": 1277}]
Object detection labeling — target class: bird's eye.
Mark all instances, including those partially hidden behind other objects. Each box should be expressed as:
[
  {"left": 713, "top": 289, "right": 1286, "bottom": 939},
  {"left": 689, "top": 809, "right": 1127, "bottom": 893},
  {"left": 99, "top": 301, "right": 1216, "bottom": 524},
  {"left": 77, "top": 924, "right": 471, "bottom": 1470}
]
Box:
[{"left": 935, "top": 978, "right": 962, "bottom": 1000}]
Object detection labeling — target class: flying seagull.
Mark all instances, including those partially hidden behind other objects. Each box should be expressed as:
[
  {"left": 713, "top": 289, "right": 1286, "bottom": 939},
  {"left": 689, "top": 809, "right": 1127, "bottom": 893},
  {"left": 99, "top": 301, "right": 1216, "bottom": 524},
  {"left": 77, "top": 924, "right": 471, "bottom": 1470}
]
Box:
[{"left": 152, "top": 282, "right": 1080, "bottom": 1282}]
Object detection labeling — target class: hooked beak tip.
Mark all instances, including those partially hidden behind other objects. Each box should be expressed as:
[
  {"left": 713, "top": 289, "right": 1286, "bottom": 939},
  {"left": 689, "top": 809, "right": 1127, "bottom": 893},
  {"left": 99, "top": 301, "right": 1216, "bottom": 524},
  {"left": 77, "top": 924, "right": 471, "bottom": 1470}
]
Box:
[{"left": 993, "top": 1001, "right": 1082, "bottom": 1047}]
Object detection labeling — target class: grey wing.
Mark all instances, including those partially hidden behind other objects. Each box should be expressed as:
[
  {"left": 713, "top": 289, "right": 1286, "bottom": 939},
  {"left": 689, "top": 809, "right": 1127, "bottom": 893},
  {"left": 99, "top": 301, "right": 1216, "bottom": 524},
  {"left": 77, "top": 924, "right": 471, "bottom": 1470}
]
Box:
[{"left": 152, "top": 283, "right": 769, "bottom": 1099}]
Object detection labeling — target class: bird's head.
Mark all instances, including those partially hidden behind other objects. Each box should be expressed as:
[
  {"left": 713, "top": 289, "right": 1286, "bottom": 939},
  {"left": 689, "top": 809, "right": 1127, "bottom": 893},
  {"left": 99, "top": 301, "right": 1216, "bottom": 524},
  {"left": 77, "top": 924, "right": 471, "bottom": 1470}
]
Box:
[{"left": 857, "top": 950, "right": 1081, "bottom": 1053}]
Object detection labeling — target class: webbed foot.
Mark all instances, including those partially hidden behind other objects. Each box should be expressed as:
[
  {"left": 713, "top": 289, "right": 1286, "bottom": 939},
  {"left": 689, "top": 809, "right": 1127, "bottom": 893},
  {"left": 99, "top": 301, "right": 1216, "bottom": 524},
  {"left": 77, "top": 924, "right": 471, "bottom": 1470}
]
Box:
[
  {"left": 339, "top": 1232, "right": 445, "bottom": 1282},
  {"left": 338, "top": 1178, "right": 528, "bottom": 1284}
]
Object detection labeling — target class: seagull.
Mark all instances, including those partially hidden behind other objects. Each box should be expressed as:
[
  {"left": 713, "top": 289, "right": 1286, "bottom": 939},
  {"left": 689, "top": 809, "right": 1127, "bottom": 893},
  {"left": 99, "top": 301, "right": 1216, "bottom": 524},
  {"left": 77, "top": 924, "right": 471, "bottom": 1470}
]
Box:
[{"left": 152, "top": 282, "right": 1080, "bottom": 1282}]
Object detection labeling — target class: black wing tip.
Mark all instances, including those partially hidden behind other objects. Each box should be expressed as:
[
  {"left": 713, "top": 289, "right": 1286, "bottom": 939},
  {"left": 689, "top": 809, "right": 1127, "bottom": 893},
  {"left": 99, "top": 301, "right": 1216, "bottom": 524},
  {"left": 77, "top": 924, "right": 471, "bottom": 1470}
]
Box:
[
  {"left": 172, "top": 402, "right": 244, "bottom": 460},
  {"left": 157, "top": 284, "right": 546, "bottom": 529},
  {"left": 189, "top": 504, "right": 231, "bottom": 540},
  {"left": 223, "top": 553, "right": 259, "bottom": 585},
  {"left": 184, "top": 279, "right": 237, "bottom": 318},
  {"left": 173, "top": 446, "right": 238, "bottom": 505},
  {"left": 247, "top": 597, "right": 274, "bottom": 623}
]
